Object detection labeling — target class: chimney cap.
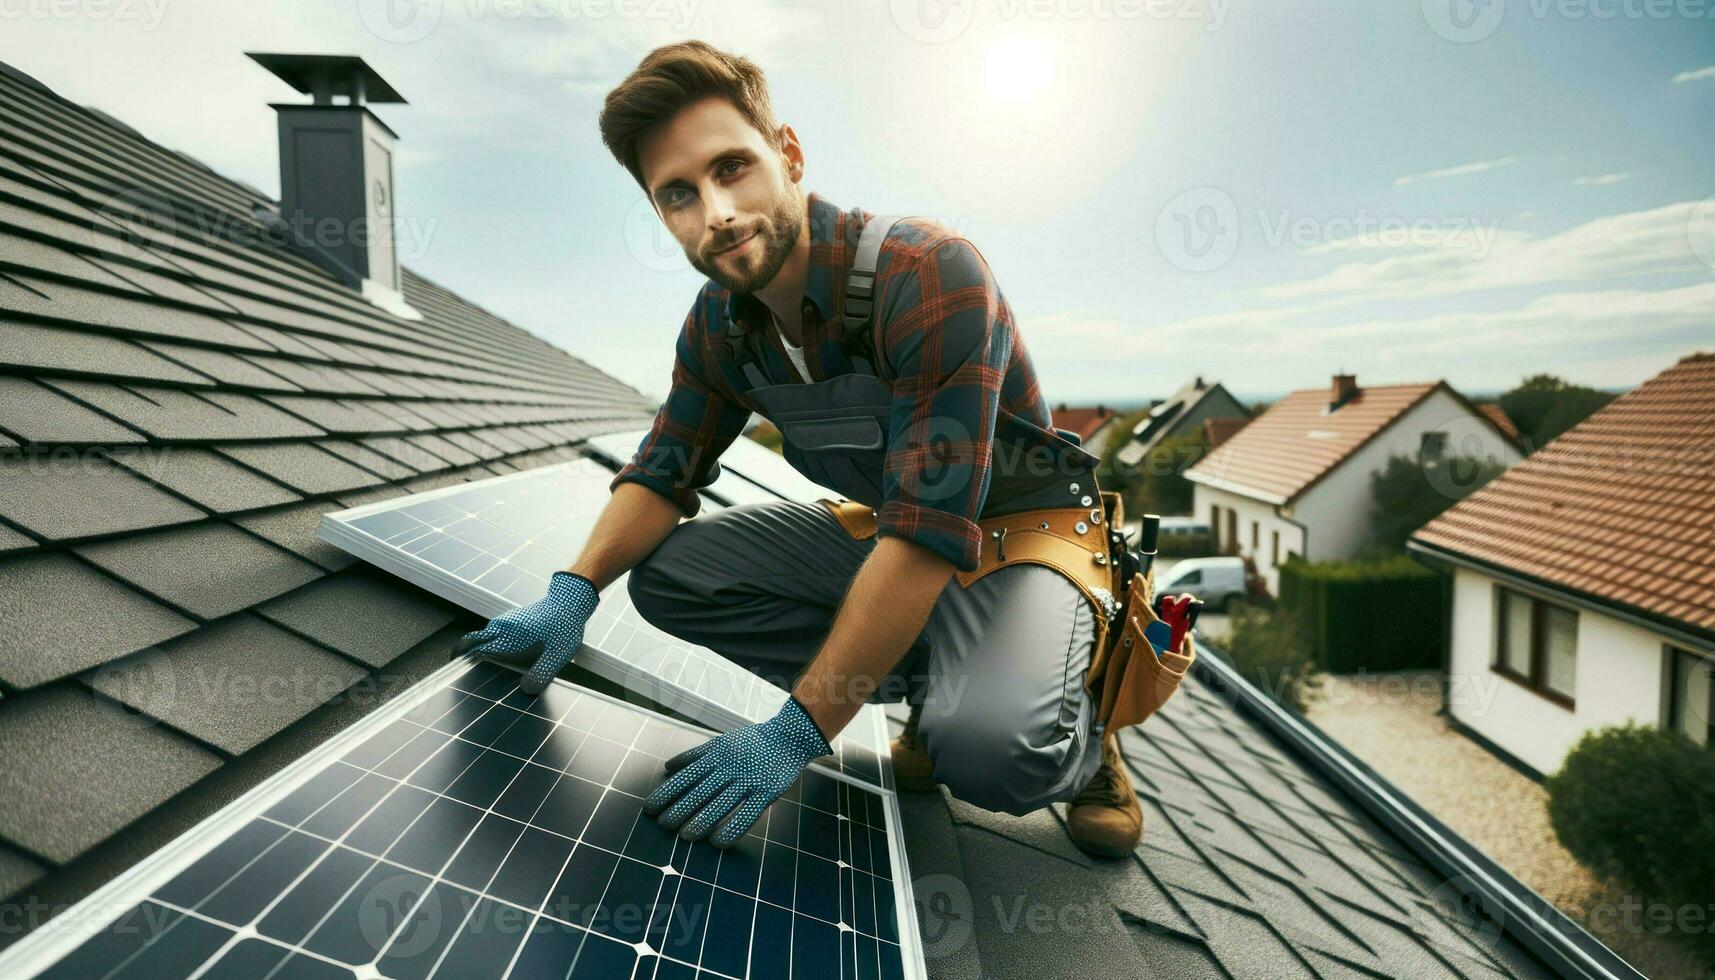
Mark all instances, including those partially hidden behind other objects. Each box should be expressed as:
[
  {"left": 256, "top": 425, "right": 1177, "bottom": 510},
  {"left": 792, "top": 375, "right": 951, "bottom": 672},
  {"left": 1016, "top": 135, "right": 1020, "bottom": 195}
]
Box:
[{"left": 247, "top": 53, "right": 407, "bottom": 105}]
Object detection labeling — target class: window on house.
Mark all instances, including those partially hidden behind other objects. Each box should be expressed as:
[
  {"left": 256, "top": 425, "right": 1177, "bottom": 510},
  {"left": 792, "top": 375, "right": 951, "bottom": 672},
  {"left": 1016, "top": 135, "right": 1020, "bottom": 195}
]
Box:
[
  {"left": 1494, "top": 585, "right": 1578, "bottom": 706},
  {"left": 1210, "top": 503, "right": 1221, "bottom": 550},
  {"left": 1271, "top": 530, "right": 1279, "bottom": 566},
  {"left": 1226, "top": 509, "right": 1237, "bottom": 556},
  {"left": 1669, "top": 647, "right": 1713, "bottom": 748},
  {"left": 1421, "top": 431, "right": 1448, "bottom": 462},
  {"left": 1251, "top": 521, "right": 1259, "bottom": 551}
]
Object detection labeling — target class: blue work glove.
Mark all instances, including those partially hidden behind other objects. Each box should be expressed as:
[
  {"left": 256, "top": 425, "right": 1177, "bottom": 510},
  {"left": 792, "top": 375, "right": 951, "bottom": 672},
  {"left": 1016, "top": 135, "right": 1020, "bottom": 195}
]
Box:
[
  {"left": 450, "top": 570, "right": 599, "bottom": 696},
  {"left": 642, "top": 695, "right": 833, "bottom": 848}
]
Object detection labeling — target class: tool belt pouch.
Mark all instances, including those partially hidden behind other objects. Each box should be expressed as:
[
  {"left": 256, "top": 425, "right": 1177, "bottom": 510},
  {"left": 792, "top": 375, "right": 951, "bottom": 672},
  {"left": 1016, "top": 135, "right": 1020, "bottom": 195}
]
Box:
[{"left": 1086, "top": 571, "right": 1196, "bottom": 732}]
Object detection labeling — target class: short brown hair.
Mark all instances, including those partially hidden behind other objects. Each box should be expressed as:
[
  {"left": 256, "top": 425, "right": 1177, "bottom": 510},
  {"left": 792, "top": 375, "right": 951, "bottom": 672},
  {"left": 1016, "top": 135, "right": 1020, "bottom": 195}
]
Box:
[{"left": 599, "top": 40, "right": 783, "bottom": 194}]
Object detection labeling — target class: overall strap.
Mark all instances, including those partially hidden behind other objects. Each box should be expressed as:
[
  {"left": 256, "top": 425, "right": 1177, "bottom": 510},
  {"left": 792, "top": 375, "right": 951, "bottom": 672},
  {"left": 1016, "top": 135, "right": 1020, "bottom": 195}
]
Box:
[
  {"left": 841, "top": 213, "right": 911, "bottom": 378},
  {"left": 721, "top": 303, "right": 776, "bottom": 390}
]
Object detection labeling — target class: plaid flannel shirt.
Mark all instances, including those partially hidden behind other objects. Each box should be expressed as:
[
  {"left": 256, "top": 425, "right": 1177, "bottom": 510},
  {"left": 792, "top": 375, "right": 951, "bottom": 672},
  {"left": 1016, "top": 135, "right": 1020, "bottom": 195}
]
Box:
[{"left": 610, "top": 191, "right": 1058, "bottom": 571}]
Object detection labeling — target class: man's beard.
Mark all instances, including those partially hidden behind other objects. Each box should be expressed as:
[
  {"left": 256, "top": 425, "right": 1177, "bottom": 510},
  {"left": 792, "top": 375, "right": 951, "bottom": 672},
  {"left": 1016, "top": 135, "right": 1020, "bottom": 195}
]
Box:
[{"left": 689, "top": 188, "right": 803, "bottom": 296}]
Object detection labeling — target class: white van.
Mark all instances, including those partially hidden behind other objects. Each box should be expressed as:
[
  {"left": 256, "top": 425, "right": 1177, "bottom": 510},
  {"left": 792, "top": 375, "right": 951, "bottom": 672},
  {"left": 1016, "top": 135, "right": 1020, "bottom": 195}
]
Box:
[{"left": 1154, "top": 556, "right": 1249, "bottom": 612}]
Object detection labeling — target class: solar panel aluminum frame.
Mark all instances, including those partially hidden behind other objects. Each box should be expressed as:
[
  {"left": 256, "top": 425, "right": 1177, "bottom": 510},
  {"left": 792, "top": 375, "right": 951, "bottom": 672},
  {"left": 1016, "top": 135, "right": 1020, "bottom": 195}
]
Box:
[
  {"left": 313, "top": 459, "right": 895, "bottom": 791},
  {"left": 0, "top": 659, "right": 929, "bottom": 980}
]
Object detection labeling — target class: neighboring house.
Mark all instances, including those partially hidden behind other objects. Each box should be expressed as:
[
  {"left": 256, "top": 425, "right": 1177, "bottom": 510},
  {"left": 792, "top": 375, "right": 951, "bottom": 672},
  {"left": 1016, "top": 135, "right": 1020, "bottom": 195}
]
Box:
[
  {"left": 1187, "top": 374, "right": 1524, "bottom": 595},
  {"left": 1203, "top": 414, "right": 1251, "bottom": 449},
  {"left": 1410, "top": 352, "right": 1715, "bottom": 778},
  {"left": 1113, "top": 375, "right": 1250, "bottom": 470},
  {"left": 1049, "top": 402, "right": 1122, "bottom": 454},
  {"left": 0, "top": 56, "right": 1634, "bottom": 980}
]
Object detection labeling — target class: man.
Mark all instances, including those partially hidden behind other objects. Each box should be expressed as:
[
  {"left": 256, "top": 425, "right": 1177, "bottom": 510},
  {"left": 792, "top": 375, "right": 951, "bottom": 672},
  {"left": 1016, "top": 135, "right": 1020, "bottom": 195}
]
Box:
[{"left": 453, "top": 40, "right": 1141, "bottom": 857}]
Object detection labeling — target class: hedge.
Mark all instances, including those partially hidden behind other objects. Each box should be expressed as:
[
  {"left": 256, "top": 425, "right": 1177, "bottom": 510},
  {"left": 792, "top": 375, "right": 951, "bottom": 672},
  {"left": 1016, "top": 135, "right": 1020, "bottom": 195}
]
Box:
[
  {"left": 1546, "top": 724, "right": 1715, "bottom": 964},
  {"left": 1277, "top": 554, "right": 1444, "bottom": 672}
]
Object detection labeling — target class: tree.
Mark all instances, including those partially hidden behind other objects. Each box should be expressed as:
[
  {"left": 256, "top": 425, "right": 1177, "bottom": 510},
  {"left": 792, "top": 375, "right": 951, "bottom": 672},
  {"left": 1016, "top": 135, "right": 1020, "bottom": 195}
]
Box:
[
  {"left": 1498, "top": 374, "right": 1616, "bottom": 454},
  {"left": 1365, "top": 451, "right": 1506, "bottom": 556},
  {"left": 1095, "top": 408, "right": 1151, "bottom": 513},
  {"left": 1134, "top": 429, "right": 1210, "bottom": 516}
]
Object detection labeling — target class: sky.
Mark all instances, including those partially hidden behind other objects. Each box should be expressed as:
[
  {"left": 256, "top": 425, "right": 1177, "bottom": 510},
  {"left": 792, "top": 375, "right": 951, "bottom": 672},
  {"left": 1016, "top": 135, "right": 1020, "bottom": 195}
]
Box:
[{"left": 1, "top": 0, "right": 1711, "bottom": 405}]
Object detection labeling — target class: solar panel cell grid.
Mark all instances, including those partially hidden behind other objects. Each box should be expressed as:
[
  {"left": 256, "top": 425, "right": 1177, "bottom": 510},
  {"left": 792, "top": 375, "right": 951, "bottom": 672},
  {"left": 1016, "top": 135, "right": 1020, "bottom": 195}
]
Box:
[
  {"left": 27, "top": 662, "right": 910, "bottom": 979},
  {"left": 320, "top": 457, "right": 891, "bottom": 790}
]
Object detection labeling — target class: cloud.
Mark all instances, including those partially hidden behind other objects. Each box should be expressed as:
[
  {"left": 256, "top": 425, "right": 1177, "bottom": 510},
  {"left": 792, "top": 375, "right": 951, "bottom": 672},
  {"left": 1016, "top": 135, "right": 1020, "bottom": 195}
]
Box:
[
  {"left": 1672, "top": 65, "right": 1715, "bottom": 84},
  {"left": 1027, "top": 282, "right": 1715, "bottom": 398},
  {"left": 1257, "top": 200, "right": 1710, "bottom": 305},
  {"left": 1394, "top": 156, "right": 1518, "bottom": 187},
  {"left": 1571, "top": 173, "right": 1629, "bottom": 187},
  {"left": 1028, "top": 200, "right": 1715, "bottom": 396}
]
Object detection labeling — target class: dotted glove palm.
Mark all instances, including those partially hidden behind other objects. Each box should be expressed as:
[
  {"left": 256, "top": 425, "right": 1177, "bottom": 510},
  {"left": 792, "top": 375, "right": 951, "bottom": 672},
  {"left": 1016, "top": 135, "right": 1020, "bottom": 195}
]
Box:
[
  {"left": 450, "top": 570, "right": 599, "bottom": 696},
  {"left": 642, "top": 696, "right": 832, "bottom": 848}
]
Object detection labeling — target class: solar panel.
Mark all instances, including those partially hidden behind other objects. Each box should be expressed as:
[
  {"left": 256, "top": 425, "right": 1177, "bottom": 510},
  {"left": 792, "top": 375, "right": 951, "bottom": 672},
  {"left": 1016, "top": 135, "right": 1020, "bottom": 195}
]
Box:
[
  {"left": 314, "top": 453, "right": 891, "bottom": 791},
  {"left": 2, "top": 661, "right": 924, "bottom": 979},
  {"left": 582, "top": 429, "right": 839, "bottom": 506}
]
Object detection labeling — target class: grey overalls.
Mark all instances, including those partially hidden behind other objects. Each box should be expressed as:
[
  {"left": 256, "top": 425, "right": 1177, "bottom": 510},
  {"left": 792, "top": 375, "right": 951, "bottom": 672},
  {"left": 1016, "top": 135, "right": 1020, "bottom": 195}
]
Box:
[{"left": 627, "top": 213, "right": 1107, "bottom": 815}]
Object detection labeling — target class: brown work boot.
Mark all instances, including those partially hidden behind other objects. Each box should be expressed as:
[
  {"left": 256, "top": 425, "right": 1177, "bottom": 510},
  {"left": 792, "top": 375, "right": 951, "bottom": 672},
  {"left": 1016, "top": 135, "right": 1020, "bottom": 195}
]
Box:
[
  {"left": 1065, "top": 732, "right": 1143, "bottom": 857},
  {"left": 890, "top": 702, "right": 936, "bottom": 792}
]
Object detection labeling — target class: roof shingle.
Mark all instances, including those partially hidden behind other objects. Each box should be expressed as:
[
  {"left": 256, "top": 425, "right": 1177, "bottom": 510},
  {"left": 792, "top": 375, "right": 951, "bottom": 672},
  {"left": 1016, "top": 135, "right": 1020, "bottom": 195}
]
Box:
[
  {"left": 0, "top": 451, "right": 205, "bottom": 541},
  {"left": 0, "top": 684, "right": 222, "bottom": 864},
  {"left": 73, "top": 520, "right": 324, "bottom": 621},
  {"left": 84, "top": 612, "right": 368, "bottom": 755},
  {"left": 0, "top": 551, "right": 197, "bottom": 688}
]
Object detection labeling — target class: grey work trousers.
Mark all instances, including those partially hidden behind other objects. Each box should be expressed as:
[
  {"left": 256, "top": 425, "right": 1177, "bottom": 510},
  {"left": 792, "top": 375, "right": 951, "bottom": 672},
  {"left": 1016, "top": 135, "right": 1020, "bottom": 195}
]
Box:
[{"left": 627, "top": 499, "right": 1104, "bottom": 815}]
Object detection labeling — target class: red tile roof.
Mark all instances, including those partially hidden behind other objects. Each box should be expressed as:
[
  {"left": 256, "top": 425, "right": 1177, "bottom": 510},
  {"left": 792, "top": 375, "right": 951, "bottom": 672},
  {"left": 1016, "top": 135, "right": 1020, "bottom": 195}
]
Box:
[
  {"left": 1414, "top": 352, "right": 1715, "bottom": 634},
  {"left": 1052, "top": 403, "right": 1119, "bottom": 442},
  {"left": 1479, "top": 403, "right": 1520, "bottom": 440},
  {"left": 1203, "top": 416, "right": 1250, "bottom": 449},
  {"left": 1187, "top": 381, "right": 1445, "bottom": 503}
]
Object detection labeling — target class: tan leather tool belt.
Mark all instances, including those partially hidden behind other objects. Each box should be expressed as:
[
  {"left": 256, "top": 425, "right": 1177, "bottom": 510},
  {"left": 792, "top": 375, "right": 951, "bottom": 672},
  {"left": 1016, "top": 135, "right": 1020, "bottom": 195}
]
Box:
[
  {"left": 815, "top": 496, "right": 1116, "bottom": 619},
  {"left": 814, "top": 491, "right": 1193, "bottom": 732}
]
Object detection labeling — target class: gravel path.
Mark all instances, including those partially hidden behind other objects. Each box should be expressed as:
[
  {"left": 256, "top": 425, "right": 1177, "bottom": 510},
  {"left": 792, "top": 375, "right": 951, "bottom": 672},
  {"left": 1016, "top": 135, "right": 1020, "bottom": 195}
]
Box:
[{"left": 1301, "top": 670, "right": 1710, "bottom": 979}]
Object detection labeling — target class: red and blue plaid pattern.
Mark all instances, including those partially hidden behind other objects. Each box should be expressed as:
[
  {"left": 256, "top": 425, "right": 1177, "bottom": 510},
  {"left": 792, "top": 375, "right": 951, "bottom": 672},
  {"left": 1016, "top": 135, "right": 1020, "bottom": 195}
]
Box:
[{"left": 611, "top": 191, "right": 1054, "bottom": 571}]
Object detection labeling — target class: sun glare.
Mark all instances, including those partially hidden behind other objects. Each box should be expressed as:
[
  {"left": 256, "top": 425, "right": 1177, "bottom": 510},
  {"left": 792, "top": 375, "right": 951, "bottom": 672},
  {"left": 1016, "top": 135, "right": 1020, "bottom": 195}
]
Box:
[{"left": 983, "top": 34, "right": 1055, "bottom": 105}]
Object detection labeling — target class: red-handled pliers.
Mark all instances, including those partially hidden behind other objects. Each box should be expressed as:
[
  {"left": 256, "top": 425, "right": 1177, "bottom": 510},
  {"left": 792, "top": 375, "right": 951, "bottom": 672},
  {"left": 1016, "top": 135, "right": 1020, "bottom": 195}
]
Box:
[{"left": 1159, "top": 594, "right": 1195, "bottom": 653}]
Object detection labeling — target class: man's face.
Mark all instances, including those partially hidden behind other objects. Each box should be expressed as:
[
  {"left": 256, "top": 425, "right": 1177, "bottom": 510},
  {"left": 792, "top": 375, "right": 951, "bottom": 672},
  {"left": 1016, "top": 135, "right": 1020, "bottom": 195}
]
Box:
[{"left": 637, "top": 96, "right": 804, "bottom": 295}]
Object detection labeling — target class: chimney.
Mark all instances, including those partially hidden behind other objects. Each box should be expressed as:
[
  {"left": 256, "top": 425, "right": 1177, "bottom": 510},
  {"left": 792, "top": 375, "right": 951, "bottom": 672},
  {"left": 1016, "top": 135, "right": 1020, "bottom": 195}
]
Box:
[
  {"left": 247, "top": 53, "right": 419, "bottom": 320},
  {"left": 1194, "top": 375, "right": 1205, "bottom": 388},
  {"left": 1329, "top": 373, "right": 1358, "bottom": 411}
]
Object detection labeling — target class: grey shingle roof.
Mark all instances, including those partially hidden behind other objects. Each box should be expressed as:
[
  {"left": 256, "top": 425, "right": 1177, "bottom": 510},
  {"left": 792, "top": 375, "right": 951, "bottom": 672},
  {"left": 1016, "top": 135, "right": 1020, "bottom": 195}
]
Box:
[
  {"left": 0, "top": 58, "right": 653, "bottom": 909},
  {"left": 898, "top": 664, "right": 1567, "bottom": 980}
]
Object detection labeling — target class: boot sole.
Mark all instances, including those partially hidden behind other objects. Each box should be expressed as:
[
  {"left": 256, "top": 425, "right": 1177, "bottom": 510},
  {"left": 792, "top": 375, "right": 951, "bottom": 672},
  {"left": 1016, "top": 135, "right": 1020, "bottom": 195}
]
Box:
[{"left": 1067, "top": 834, "right": 1138, "bottom": 859}]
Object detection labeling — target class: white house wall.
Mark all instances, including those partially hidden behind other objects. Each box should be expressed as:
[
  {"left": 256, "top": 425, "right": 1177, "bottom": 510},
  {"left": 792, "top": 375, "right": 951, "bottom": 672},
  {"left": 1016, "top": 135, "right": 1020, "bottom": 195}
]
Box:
[
  {"left": 1189, "top": 484, "right": 1305, "bottom": 595},
  {"left": 1293, "top": 388, "right": 1523, "bottom": 566},
  {"left": 1447, "top": 567, "right": 1666, "bottom": 776}
]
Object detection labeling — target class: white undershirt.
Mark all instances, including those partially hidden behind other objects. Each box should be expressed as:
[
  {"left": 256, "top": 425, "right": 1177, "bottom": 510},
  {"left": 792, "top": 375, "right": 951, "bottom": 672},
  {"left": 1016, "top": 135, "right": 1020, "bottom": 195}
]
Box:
[{"left": 772, "top": 316, "right": 812, "bottom": 383}]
